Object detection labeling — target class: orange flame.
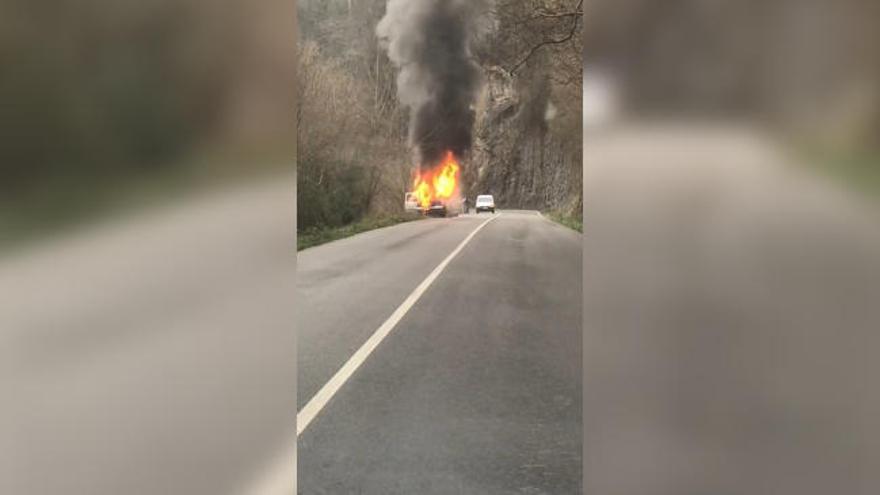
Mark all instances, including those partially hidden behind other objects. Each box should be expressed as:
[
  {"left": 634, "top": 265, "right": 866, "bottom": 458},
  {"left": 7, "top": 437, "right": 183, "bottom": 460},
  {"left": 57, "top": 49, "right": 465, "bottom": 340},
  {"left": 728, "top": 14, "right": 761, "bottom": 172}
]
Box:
[{"left": 412, "top": 151, "right": 460, "bottom": 209}]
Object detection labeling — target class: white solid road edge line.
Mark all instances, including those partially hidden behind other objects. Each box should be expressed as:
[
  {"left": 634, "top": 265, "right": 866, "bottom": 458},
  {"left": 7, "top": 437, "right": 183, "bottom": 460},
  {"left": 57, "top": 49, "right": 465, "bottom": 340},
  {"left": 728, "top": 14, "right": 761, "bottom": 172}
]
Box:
[{"left": 296, "top": 212, "right": 500, "bottom": 437}]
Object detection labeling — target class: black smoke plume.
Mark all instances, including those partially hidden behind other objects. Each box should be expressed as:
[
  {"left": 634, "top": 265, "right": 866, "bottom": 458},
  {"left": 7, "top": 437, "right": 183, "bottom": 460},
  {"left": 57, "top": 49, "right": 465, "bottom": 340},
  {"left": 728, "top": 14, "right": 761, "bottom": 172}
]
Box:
[{"left": 377, "top": 0, "right": 484, "bottom": 166}]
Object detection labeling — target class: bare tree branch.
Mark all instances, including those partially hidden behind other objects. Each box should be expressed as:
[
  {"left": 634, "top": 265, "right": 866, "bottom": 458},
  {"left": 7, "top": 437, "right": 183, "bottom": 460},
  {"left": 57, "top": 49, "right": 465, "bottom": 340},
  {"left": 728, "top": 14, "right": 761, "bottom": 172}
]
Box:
[{"left": 506, "top": 0, "right": 583, "bottom": 75}]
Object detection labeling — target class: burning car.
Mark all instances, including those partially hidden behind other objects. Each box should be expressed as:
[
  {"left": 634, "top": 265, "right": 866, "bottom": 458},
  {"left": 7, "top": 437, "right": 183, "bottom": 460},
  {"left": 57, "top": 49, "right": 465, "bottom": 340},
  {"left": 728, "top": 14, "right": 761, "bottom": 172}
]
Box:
[
  {"left": 426, "top": 199, "right": 448, "bottom": 217},
  {"left": 404, "top": 193, "right": 449, "bottom": 217},
  {"left": 407, "top": 150, "right": 462, "bottom": 218}
]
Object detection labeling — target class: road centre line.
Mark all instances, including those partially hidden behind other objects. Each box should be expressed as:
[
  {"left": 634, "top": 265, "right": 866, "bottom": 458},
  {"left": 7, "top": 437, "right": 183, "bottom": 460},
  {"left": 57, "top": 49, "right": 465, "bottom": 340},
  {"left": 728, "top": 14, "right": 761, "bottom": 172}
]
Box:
[{"left": 296, "top": 213, "right": 501, "bottom": 437}]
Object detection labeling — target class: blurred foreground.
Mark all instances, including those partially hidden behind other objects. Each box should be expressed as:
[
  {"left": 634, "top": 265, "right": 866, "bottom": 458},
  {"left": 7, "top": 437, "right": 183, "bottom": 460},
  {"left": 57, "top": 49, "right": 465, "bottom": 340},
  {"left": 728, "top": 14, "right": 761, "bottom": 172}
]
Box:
[
  {"left": 1, "top": 0, "right": 295, "bottom": 247},
  {"left": 2, "top": 176, "right": 297, "bottom": 494},
  {"left": 583, "top": 122, "right": 879, "bottom": 494},
  {"left": 583, "top": 1, "right": 878, "bottom": 492},
  {"left": 2, "top": 1, "right": 297, "bottom": 493}
]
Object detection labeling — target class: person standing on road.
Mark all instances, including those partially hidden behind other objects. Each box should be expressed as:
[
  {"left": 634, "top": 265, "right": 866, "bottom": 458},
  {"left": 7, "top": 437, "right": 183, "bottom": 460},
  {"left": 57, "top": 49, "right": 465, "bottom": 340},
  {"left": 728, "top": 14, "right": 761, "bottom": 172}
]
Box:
[{"left": 463, "top": 197, "right": 469, "bottom": 214}]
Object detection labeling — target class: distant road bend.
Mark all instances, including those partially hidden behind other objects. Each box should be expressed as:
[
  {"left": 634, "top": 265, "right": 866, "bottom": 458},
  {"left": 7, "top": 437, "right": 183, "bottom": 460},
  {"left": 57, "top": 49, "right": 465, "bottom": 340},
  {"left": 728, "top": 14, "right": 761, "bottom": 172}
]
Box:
[{"left": 297, "top": 210, "right": 583, "bottom": 494}]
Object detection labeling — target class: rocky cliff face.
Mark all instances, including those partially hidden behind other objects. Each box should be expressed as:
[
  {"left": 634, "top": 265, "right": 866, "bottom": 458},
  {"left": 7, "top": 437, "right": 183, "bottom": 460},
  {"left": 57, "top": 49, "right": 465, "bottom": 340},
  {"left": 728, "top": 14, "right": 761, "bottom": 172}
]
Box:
[{"left": 468, "top": 65, "right": 582, "bottom": 215}]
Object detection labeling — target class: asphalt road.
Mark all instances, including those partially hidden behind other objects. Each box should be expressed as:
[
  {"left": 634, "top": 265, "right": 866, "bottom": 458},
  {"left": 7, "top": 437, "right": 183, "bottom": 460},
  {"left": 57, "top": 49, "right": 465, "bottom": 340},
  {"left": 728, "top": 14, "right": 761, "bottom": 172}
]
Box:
[{"left": 297, "top": 211, "right": 583, "bottom": 494}]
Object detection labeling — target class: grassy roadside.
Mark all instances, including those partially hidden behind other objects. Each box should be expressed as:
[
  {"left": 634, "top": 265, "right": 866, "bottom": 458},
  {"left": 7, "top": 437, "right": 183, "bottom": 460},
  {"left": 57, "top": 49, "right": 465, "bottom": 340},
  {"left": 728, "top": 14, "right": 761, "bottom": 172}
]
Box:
[
  {"left": 1, "top": 145, "right": 293, "bottom": 254},
  {"left": 797, "top": 144, "right": 880, "bottom": 199},
  {"left": 543, "top": 210, "right": 583, "bottom": 233},
  {"left": 297, "top": 213, "right": 424, "bottom": 251}
]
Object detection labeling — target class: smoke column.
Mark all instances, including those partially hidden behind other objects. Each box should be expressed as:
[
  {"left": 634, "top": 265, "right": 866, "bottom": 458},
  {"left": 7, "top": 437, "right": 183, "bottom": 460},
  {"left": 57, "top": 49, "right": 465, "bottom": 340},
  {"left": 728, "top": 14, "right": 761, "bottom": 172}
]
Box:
[{"left": 377, "top": 0, "right": 484, "bottom": 166}]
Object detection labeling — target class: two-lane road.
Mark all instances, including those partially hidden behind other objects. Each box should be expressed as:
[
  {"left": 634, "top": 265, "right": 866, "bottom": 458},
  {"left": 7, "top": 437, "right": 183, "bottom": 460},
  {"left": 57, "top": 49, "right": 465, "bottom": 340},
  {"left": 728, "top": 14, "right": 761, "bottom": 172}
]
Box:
[{"left": 297, "top": 211, "right": 583, "bottom": 494}]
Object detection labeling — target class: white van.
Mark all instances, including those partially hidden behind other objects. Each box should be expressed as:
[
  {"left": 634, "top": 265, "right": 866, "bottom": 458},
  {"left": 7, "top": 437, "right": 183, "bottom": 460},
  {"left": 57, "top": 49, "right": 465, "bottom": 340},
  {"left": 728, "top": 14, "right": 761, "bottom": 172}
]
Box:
[
  {"left": 475, "top": 194, "right": 496, "bottom": 213},
  {"left": 404, "top": 192, "right": 420, "bottom": 211}
]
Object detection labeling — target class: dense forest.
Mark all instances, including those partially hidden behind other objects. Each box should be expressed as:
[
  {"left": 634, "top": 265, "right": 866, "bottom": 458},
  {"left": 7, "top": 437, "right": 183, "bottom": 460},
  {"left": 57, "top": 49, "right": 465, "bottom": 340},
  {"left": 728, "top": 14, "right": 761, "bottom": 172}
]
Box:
[{"left": 297, "top": 0, "right": 583, "bottom": 231}]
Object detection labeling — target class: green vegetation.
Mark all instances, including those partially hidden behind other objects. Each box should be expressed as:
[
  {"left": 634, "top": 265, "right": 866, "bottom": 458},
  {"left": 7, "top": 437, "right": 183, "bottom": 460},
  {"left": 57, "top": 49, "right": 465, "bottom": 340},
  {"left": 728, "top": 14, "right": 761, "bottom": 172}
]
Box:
[
  {"left": 0, "top": 143, "right": 291, "bottom": 252},
  {"left": 0, "top": 162, "right": 195, "bottom": 250},
  {"left": 804, "top": 147, "right": 880, "bottom": 198},
  {"left": 544, "top": 210, "right": 583, "bottom": 233},
  {"left": 297, "top": 4, "right": 412, "bottom": 234},
  {"left": 298, "top": 214, "right": 423, "bottom": 251}
]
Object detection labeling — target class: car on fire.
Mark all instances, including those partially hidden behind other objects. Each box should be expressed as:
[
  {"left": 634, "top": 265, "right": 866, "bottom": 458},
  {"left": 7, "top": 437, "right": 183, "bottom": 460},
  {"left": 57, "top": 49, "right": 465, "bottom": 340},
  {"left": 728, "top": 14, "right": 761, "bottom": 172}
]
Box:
[
  {"left": 426, "top": 199, "right": 447, "bottom": 217},
  {"left": 475, "top": 194, "right": 496, "bottom": 213}
]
